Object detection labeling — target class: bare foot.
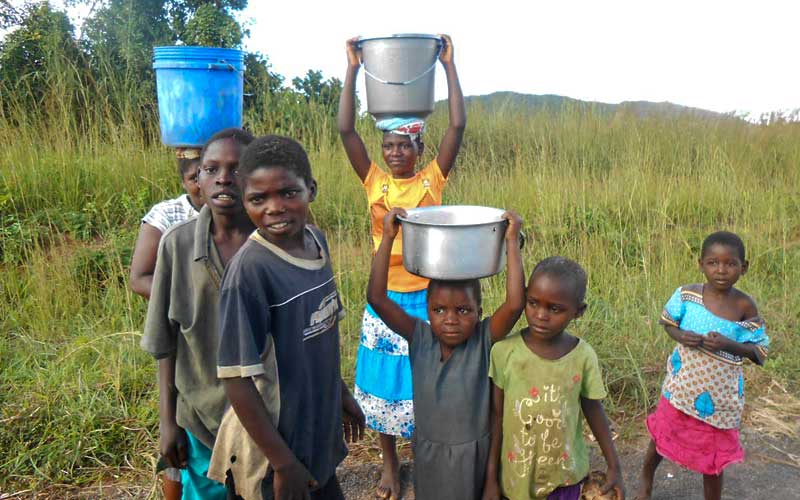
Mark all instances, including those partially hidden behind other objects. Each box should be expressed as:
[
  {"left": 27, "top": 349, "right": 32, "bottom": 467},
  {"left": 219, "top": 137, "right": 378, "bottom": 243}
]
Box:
[{"left": 376, "top": 461, "right": 401, "bottom": 499}]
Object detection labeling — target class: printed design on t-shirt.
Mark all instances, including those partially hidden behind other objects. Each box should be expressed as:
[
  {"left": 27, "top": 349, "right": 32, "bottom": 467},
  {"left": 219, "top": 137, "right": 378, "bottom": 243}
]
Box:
[
  {"left": 303, "top": 290, "right": 340, "bottom": 341},
  {"left": 508, "top": 382, "right": 574, "bottom": 497}
]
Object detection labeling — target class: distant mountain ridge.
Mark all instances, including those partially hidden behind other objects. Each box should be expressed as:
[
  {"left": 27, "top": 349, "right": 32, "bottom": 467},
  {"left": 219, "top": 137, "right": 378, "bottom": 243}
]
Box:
[{"left": 459, "top": 91, "right": 735, "bottom": 120}]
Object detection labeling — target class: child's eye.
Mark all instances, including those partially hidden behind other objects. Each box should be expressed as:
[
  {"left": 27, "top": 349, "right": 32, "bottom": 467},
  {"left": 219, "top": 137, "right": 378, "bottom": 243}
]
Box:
[
  {"left": 458, "top": 307, "right": 470, "bottom": 314},
  {"left": 433, "top": 307, "right": 444, "bottom": 314},
  {"left": 203, "top": 166, "right": 217, "bottom": 174},
  {"left": 284, "top": 190, "right": 298, "bottom": 198},
  {"left": 249, "top": 196, "right": 263, "bottom": 204}
]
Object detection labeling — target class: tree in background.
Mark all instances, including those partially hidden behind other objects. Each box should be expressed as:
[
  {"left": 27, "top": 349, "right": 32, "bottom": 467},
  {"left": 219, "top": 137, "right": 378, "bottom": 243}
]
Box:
[
  {"left": 292, "top": 69, "right": 343, "bottom": 109},
  {"left": 1, "top": 0, "right": 346, "bottom": 140},
  {"left": 182, "top": 3, "right": 242, "bottom": 47},
  {"left": 0, "top": 2, "right": 83, "bottom": 106}
]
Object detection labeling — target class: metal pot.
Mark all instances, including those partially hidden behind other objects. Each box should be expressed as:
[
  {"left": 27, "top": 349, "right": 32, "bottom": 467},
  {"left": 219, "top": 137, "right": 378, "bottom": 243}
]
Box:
[
  {"left": 357, "top": 34, "right": 442, "bottom": 120},
  {"left": 398, "top": 205, "right": 512, "bottom": 280}
]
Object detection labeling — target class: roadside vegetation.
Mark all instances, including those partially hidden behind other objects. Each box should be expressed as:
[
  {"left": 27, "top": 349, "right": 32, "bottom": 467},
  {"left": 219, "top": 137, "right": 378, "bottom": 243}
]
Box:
[{"left": 1, "top": 0, "right": 798, "bottom": 494}]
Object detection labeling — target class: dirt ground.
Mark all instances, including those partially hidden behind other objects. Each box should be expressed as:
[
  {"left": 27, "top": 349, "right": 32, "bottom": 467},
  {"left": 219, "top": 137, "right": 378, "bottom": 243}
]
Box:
[
  {"left": 5, "top": 389, "right": 798, "bottom": 500},
  {"left": 337, "top": 428, "right": 800, "bottom": 500}
]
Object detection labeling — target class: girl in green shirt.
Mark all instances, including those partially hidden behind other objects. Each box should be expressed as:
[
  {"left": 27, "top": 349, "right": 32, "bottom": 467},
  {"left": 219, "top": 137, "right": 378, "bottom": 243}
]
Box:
[{"left": 486, "top": 257, "right": 625, "bottom": 500}]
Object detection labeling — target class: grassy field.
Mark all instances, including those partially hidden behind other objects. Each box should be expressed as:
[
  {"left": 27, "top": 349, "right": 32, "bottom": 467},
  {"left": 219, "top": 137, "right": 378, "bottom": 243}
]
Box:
[{"left": 1, "top": 97, "right": 798, "bottom": 493}]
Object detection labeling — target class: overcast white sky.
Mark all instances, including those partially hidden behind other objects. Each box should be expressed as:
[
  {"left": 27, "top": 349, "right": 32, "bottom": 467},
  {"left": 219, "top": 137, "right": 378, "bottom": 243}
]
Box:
[
  {"left": 27, "top": 0, "right": 800, "bottom": 117},
  {"left": 242, "top": 0, "right": 799, "bottom": 118}
]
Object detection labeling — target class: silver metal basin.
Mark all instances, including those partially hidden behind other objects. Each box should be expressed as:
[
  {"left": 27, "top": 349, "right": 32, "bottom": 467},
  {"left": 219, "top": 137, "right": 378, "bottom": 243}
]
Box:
[{"left": 398, "top": 205, "right": 508, "bottom": 280}]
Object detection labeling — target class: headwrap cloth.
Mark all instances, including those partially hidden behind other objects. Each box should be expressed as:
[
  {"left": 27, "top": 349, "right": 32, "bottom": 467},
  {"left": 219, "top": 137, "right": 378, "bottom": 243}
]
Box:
[
  {"left": 376, "top": 117, "right": 425, "bottom": 144},
  {"left": 175, "top": 148, "right": 202, "bottom": 160}
]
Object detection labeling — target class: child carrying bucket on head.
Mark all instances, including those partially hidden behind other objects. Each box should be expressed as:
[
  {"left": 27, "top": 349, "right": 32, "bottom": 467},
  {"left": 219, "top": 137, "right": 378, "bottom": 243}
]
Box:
[
  {"left": 337, "top": 34, "right": 466, "bottom": 500},
  {"left": 634, "top": 231, "right": 769, "bottom": 500},
  {"left": 130, "top": 148, "right": 204, "bottom": 300},
  {"left": 367, "top": 207, "right": 525, "bottom": 500}
]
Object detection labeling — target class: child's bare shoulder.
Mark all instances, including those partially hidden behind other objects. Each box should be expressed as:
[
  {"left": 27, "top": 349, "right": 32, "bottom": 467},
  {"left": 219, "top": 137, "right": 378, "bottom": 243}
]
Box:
[{"left": 732, "top": 288, "right": 759, "bottom": 318}]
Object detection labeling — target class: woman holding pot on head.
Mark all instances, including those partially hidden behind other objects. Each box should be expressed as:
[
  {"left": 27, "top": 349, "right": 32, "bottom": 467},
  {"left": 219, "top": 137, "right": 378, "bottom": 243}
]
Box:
[{"left": 337, "top": 33, "right": 466, "bottom": 500}]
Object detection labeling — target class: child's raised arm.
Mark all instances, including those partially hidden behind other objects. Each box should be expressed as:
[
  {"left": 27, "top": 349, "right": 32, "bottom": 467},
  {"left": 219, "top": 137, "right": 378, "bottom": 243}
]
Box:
[
  {"left": 435, "top": 34, "right": 467, "bottom": 178},
  {"left": 337, "top": 37, "right": 372, "bottom": 182},
  {"left": 366, "top": 208, "right": 417, "bottom": 340},
  {"left": 488, "top": 211, "right": 525, "bottom": 343},
  {"left": 581, "top": 397, "right": 625, "bottom": 499}
]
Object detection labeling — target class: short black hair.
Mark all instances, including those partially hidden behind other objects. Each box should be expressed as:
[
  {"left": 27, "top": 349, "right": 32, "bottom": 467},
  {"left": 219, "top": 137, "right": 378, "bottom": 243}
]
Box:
[
  {"left": 200, "top": 127, "right": 255, "bottom": 161},
  {"left": 530, "top": 256, "right": 588, "bottom": 304},
  {"left": 427, "top": 279, "right": 482, "bottom": 307},
  {"left": 238, "top": 135, "right": 313, "bottom": 186},
  {"left": 701, "top": 231, "right": 746, "bottom": 261},
  {"left": 177, "top": 157, "right": 201, "bottom": 177}
]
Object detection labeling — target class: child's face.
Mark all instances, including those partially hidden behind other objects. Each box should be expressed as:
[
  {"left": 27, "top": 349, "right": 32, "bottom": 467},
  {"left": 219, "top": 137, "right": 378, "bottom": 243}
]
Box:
[
  {"left": 698, "top": 243, "right": 747, "bottom": 292},
  {"left": 381, "top": 133, "right": 418, "bottom": 178},
  {"left": 427, "top": 284, "right": 481, "bottom": 349},
  {"left": 181, "top": 163, "right": 204, "bottom": 208},
  {"left": 525, "top": 273, "right": 585, "bottom": 340},
  {"left": 243, "top": 166, "right": 316, "bottom": 248},
  {"left": 198, "top": 138, "right": 243, "bottom": 216}
]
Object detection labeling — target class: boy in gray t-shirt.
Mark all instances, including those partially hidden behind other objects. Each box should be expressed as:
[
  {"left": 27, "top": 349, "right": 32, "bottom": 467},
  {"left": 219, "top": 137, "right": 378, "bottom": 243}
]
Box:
[{"left": 216, "top": 136, "right": 364, "bottom": 500}]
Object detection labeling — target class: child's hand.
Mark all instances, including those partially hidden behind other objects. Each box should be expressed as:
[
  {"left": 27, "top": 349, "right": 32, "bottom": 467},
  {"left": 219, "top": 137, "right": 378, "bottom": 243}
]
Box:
[
  {"left": 678, "top": 330, "right": 704, "bottom": 348},
  {"left": 438, "top": 34, "right": 454, "bottom": 64},
  {"left": 702, "top": 331, "right": 731, "bottom": 352},
  {"left": 481, "top": 477, "right": 502, "bottom": 500},
  {"left": 160, "top": 420, "right": 188, "bottom": 469},
  {"left": 382, "top": 208, "right": 407, "bottom": 240},
  {"left": 342, "top": 391, "right": 366, "bottom": 443},
  {"left": 502, "top": 211, "right": 523, "bottom": 243},
  {"left": 345, "top": 37, "right": 361, "bottom": 69},
  {"left": 601, "top": 467, "right": 625, "bottom": 499},
  {"left": 273, "top": 460, "right": 318, "bottom": 500}
]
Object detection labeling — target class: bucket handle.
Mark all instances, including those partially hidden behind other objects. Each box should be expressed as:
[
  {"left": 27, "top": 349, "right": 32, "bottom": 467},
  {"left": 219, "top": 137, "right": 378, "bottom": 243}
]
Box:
[
  {"left": 207, "top": 59, "right": 239, "bottom": 72},
  {"left": 360, "top": 44, "right": 443, "bottom": 86}
]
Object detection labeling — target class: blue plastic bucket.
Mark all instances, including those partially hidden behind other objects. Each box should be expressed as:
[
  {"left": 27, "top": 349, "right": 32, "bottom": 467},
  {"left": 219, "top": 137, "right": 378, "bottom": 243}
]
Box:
[{"left": 153, "top": 46, "right": 244, "bottom": 147}]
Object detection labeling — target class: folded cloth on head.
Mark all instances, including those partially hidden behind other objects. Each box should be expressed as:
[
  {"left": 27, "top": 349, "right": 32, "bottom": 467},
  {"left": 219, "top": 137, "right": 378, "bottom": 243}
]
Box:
[
  {"left": 176, "top": 148, "right": 201, "bottom": 160},
  {"left": 376, "top": 117, "right": 425, "bottom": 141}
]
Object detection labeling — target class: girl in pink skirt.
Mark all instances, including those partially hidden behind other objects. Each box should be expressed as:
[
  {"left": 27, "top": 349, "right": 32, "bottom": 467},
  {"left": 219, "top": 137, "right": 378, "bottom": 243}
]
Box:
[{"left": 635, "top": 231, "right": 769, "bottom": 500}]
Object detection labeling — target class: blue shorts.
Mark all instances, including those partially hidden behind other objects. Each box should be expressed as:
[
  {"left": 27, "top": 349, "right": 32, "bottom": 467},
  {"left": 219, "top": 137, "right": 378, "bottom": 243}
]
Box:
[{"left": 181, "top": 430, "right": 228, "bottom": 500}]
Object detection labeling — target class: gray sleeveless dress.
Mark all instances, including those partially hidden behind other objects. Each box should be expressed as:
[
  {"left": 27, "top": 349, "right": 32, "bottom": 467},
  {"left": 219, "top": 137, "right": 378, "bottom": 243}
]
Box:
[{"left": 409, "top": 317, "right": 492, "bottom": 500}]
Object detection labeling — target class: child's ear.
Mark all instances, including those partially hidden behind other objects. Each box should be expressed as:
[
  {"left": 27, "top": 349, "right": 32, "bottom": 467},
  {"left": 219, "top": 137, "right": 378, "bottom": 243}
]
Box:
[
  {"left": 575, "top": 302, "right": 587, "bottom": 318},
  {"left": 309, "top": 179, "right": 318, "bottom": 202},
  {"left": 477, "top": 306, "right": 483, "bottom": 318},
  {"left": 742, "top": 259, "right": 749, "bottom": 274},
  {"left": 418, "top": 141, "right": 425, "bottom": 156}
]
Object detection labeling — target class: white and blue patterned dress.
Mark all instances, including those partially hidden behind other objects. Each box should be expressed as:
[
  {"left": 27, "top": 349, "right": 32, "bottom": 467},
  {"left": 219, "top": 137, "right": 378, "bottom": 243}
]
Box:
[{"left": 354, "top": 290, "right": 428, "bottom": 438}]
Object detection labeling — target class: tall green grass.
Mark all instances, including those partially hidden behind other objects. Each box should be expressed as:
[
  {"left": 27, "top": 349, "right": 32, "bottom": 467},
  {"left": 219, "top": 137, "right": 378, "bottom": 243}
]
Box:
[{"left": 1, "top": 65, "right": 798, "bottom": 492}]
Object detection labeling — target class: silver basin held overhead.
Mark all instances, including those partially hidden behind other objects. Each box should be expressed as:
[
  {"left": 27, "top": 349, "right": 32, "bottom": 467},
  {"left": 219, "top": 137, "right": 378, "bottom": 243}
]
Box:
[{"left": 398, "top": 205, "right": 510, "bottom": 280}]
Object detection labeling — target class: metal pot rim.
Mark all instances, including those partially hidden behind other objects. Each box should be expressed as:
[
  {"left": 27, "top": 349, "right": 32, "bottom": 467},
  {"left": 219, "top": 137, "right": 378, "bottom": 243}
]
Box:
[
  {"left": 398, "top": 205, "right": 506, "bottom": 228},
  {"left": 357, "top": 34, "right": 443, "bottom": 45}
]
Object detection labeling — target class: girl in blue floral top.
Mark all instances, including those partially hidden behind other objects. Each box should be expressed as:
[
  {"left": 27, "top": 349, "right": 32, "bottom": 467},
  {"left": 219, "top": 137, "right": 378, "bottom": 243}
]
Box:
[{"left": 635, "top": 231, "right": 769, "bottom": 500}]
